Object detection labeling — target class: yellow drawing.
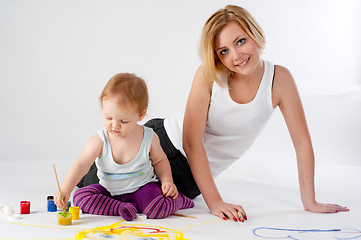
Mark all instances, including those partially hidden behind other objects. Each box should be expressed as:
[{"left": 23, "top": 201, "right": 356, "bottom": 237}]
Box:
[{"left": 76, "top": 221, "right": 189, "bottom": 240}]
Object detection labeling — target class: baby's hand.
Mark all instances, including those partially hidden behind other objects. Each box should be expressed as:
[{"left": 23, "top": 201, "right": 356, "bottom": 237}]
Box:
[
  {"left": 161, "top": 181, "right": 178, "bottom": 199},
  {"left": 54, "top": 191, "right": 69, "bottom": 210}
]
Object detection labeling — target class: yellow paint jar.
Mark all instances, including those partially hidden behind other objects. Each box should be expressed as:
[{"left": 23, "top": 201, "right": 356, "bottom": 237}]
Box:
[
  {"left": 69, "top": 206, "right": 79, "bottom": 220},
  {"left": 57, "top": 212, "right": 72, "bottom": 226}
]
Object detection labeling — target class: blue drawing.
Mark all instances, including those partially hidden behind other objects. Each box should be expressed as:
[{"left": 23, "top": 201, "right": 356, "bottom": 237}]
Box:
[{"left": 253, "top": 227, "right": 361, "bottom": 240}]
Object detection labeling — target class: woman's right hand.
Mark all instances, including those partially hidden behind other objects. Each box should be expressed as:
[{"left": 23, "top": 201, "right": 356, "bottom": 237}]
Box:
[
  {"left": 183, "top": 66, "right": 247, "bottom": 222},
  {"left": 210, "top": 200, "right": 247, "bottom": 222},
  {"left": 54, "top": 190, "right": 70, "bottom": 210}
]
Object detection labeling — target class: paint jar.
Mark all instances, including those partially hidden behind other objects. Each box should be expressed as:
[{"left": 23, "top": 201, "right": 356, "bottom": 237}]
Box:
[
  {"left": 47, "top": 195, "right": 54, "bottom": 202},
  {"left": 4, "top": 204, "right": 14, "bottom": 216},
  {"left": 20, "top": 201, "right": 30, "bottom": 214},
  {"left": 47, "top": 200, "right": 57, "bottom": 212},
  {"left": 69, "top": 206, "right": 79, "bottom": 220},
  {"left": 66, "top": 201, "right": 71, "bottom": 211},
  {"left": 57, "top": 212, "right": 72, "bottom": 226},
  {"left": 47, "top": 196, "right": 57, "bottom": 212}
]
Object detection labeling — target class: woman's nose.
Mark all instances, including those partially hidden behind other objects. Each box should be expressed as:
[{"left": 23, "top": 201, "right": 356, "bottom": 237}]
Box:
[{"left": 232, "top": 49, "right": 241, "bottom": 61}]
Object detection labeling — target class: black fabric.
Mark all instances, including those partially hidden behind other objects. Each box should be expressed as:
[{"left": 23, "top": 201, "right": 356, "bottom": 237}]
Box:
[
  {"left": 77, "top": 118, "right": 201, "bottom": 199},
  {"left": 144, "top": 118, "right": 200, "bottom": 199},
  {"left": 77, "top": 161, "right": 99, "bottom": 188}
]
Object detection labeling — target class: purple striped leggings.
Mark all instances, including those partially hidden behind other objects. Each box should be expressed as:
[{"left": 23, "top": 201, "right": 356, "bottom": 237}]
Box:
[{"left": 73, "top": 182, "right": 194, "bottom": 221}]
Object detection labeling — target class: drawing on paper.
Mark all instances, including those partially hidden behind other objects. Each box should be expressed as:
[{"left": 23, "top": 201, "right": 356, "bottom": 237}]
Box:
[
  {"left": 253, "top": 227, "right": 361, "bottom": 240},
  {"left": 76, "top": 221, "right": 189, "bottom": 240}
]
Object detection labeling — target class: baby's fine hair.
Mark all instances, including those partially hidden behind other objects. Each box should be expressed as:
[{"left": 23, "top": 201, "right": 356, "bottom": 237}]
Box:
[
  {"left": 199, "top": 5, "right": 265, "bottom": 86},
  {"left": 100, "top": 73, "right": 148, "bottom": 114}
]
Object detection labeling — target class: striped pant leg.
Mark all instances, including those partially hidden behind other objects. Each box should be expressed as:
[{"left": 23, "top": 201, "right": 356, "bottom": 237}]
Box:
[
  {"left": 73, "top": 184, "right": 138, "bottom": 221},
  {"left": 143, "top": 192, "right": 194, "bottom": 219},
  {"left": 121, "top": 182, "right": 194, "bottom": 219}
]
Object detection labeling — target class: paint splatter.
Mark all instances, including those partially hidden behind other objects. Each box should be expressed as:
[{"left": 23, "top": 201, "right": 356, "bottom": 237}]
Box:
[
  {"left": 253, "top": 227, "right": 361, "bottom": 240},
  {"left": 76, "top": 221, "right": 189, "bottom": 240}
]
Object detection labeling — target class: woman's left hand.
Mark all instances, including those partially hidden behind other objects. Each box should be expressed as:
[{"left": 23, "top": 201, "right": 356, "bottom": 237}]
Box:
[{"left": 304, "top": 201, "right": 349, "bottom": 213}]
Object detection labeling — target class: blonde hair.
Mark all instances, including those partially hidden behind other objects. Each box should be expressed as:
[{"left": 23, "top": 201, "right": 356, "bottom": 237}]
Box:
[
  {"left": 100, "top": 73, "right": 148, "bottom": 114},
  {"left": 199, "top": 5, "right": 265, "bottom": 85}
]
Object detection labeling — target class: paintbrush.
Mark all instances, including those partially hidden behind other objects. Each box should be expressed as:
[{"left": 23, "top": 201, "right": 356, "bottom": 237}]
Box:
[
  {"left": 52, "top": 164, "right": 67, "bottom": 214},
  {"left": 172, "top": 213, "right": 197, "bottom": 219}
]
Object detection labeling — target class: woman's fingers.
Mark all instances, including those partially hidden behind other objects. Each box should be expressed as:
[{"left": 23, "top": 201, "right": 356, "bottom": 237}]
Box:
[
  {"left": 325, "top": 203, "right": 349, "bottom": 213},
  {"left": 216, "top": 204, "right": 247, "bottom": 222},
  {"left": 307, "top": 202, "right": 350, "bottom": 213},
  {"left": 237, "top": 206, "right": 247, "bottom": 221}
]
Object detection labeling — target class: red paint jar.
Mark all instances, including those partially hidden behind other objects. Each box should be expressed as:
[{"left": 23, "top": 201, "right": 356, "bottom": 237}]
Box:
[{"left": 20, "top": 201, "right": 30, "bottom": 214}]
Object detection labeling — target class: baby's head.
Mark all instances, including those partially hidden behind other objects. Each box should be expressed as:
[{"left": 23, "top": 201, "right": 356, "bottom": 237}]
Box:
[{"left": 100, "top": 73, "right": 149, "bottom": 115}]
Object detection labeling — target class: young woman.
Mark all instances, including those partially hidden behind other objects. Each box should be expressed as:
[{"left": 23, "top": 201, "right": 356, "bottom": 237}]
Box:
[{"left": 148, "top": 5, "right": 349, "bottom": 221}]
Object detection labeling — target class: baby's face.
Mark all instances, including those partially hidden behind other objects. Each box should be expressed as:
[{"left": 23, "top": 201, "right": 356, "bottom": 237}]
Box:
[{"left": 101, "top": 97, "right": 142, "bottom": 138}]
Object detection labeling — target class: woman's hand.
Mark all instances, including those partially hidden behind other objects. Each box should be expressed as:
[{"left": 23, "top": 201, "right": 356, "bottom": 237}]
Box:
[
  {"left": 210, "top": 200, "right": 247, "bottom": 222},
  {"left": 304, "top": 201, "right": 349, "bottom": 213},
  {"left": 161, "top": 181, "right": 179, "bottom": 199}
]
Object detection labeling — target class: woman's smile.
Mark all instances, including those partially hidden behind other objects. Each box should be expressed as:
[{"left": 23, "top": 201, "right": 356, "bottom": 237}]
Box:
[{"left": 235, "top": 57, "right": 250, "bottom": 68}]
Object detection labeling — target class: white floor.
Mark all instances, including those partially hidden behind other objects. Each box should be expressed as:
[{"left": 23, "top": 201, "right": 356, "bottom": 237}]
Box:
[{"left": 0, "top": 158, "right": 360, "bottom": 240}]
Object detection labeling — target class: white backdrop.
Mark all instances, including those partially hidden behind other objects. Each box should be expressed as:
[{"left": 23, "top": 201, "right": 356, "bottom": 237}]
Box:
[
  {"left": 0, "top": 1, "right": 360, "bottom": 239},
  {"left": 0, "top": 0, "right": 360, "bottom": 169}
]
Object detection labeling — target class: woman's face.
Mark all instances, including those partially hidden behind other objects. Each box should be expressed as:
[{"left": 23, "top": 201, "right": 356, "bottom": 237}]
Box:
[{"left": 214, "top": 21, "right": 262, "bottom": 77}]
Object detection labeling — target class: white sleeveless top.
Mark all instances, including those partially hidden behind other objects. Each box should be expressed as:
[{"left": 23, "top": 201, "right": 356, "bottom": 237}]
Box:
[
  {"left": 164, "top": 60, "right": 275, "bottom": 177},
  {"left": 95, "top": 126, "right": 158, "bottom": 196}
]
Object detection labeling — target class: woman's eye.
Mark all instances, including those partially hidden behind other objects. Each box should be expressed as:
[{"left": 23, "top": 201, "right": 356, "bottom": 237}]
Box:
[
  {"left": 219, "top": 49, "right": 228, "bottom": 55},
  {"left": 237, "top": 38, "right": 246, "bottom": 45}
]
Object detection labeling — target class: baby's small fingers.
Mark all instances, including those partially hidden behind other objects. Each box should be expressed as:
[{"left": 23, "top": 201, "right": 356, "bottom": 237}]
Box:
[
  {"left": 172, "top": 191, "right": 179, "bottom": 199},
  {"left": 164, "top": 185, "right": 176, "bottom": 197},
  {"left": 170, "top": 187, "right": 178, "bottom": 198},
  {"left": 54, "top": 199, "right": 63, "bottom": 209},
  {"left": 162, "top": 185, "right": 169, "bottom": 195},
  {"left": 165, "top": 190, "right": 172, "bottom": 197}
]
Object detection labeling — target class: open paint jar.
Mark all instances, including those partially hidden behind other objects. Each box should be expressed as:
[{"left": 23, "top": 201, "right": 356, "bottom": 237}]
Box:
[
  {"left": 47, "top": 196, "right": 57, "bottom": 212},
  {"left": 57, "top": 212, "right": 72, "bottom": 225},
  {"left": 69, "top": 206, "right": 79, "bottom": 220},
  {"left": 20, "top": 201, "right": 30, "bottom": 214}
]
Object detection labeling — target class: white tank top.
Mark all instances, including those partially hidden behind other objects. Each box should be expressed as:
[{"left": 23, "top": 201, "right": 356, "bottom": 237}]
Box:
[
  {"left": 96, "top": 126, "right": 158, "bottom": 196},
  {"left": 164, "top": 60, "right": 275, "bottom": 177}
]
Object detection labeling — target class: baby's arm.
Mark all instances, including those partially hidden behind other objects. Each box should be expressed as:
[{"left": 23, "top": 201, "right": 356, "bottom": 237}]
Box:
[
  {"left": 54, "top": 134, "right": 103, "bottom": 209},
  {"left": 149, "top": 133, "right": 178, "bottom": 199}
]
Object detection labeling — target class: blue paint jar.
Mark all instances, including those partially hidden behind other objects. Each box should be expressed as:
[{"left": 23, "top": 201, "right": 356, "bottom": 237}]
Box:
[{"left": 48, "top": 200, "right": 57, "bottom": 212}]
